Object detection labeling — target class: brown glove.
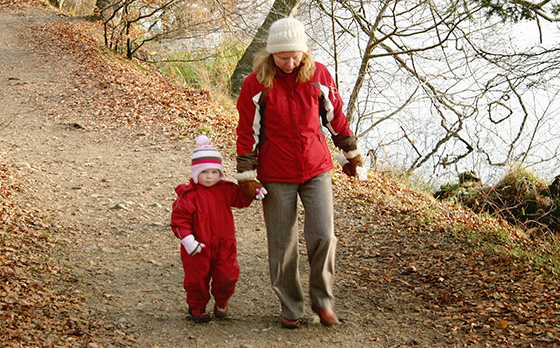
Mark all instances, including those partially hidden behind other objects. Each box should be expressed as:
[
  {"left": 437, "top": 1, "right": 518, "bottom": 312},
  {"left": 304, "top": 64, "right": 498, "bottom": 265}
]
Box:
[
  {"left": 239, "top": 180, "right": 264, "bottom": 200},
  {"left": 342, "top": 154, "right": 363, "bottom": 177}
]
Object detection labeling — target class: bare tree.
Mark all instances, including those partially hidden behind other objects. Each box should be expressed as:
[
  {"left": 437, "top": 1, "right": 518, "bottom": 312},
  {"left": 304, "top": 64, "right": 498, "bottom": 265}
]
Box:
[
  {"left": 100, "top": 0, "right": 183, "bottom": 59},
  {"left": 99, "top": 0, "right": 256, "bottom": 60},
  {"left": 229, "top": 0, "right": 302, "bottom": 98},
  {"left": 98, "top": 0, "right": 560, "bottom": 184},
  {"left": 299, "top": 0, "right": 560, "bottom": 183},
  {"left": 473, "top": 0, "right": 560, "bottom": 23}
]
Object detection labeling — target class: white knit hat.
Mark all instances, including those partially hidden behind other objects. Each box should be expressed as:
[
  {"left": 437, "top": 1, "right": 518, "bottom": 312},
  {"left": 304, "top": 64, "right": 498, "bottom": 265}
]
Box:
[
  {"left": 266, "top": 18, "right": 308, "bottom": 54},
  {"left": 191, "top": 135, "right": 223, "bottom": 184}
]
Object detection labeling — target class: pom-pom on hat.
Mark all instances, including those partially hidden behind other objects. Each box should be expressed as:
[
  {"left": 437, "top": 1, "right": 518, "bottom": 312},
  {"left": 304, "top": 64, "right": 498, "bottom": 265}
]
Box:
[
  {"left": 266, "top": 18, "right": 308, "bottom": 54},
  {"left": 191, "top": 135, "right": 223, "bottom": 184}
]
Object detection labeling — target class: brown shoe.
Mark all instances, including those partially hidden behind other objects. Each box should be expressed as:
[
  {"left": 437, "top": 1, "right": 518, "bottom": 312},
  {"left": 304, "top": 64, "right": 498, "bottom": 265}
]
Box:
[
  {"left": 312, "top": 305, "right": 339, "bottom": 326},
  {"left": 281, "top": 317, "right": 301, "bottom": 329}
]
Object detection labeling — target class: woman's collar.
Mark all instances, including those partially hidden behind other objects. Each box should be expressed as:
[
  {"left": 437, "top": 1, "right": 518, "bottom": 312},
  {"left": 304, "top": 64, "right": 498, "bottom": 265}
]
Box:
[{"left": 274, "top": 64, "right": 302, "bottom": 76}]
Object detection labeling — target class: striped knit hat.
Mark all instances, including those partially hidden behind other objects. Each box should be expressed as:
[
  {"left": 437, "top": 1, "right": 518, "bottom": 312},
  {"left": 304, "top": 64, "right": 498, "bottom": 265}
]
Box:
[{"left": 191, "top": 135, "right": 223, "bottom": 184}]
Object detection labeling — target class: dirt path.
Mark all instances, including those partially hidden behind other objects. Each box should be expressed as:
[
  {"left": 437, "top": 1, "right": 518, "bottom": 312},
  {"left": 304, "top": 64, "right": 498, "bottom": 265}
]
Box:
[
  {"left": 5, "top": 4, "right": 557, "bottom": 348},
  {"left": 0, "top": 6, "right": 392, "bottom": 348}
]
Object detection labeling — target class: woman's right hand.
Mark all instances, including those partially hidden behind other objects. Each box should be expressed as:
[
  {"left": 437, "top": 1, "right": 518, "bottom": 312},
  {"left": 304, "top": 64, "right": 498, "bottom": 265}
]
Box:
[{"left": 240, "top": 180, "right": 266, "bottom": 200}]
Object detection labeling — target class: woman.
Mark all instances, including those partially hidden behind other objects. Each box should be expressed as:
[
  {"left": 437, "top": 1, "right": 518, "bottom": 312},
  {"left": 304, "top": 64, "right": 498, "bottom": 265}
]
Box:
[{"left": 235, "top": 17, "right": 362, "bottom": 329}]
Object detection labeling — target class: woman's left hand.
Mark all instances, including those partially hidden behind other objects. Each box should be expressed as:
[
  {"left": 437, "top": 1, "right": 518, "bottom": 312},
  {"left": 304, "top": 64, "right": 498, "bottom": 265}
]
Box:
[{"left": 344, "top": 154, "right": 363, "bottom": 177}]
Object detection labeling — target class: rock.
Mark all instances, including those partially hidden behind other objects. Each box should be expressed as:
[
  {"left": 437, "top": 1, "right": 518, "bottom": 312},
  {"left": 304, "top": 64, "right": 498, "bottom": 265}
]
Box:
[{"left": 110, "top": 202, "right": 134, "bottom": 210}]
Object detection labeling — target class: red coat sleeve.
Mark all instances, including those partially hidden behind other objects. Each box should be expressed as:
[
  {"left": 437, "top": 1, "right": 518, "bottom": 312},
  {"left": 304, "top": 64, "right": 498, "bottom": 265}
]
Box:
[
  {"left": 170, "top": 192, "right": 195, "bottom": 240},
  {"left": 226, "top": 182, "right": 253, "bottom": 209},
  {"left": 321, "top": 65, "right": 352, "bottom": 136},
  {"left": 236, "top": 74, "right": 264, "bottom": 156},
  {"left": 315, "top": 63, "right": 358, "bottom": 152}
]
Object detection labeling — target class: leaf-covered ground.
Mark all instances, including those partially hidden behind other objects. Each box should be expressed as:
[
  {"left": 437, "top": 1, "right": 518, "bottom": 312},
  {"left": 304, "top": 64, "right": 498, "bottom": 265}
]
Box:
[{"left": 1, "top": 2, "right": 559, "bottom": 347}]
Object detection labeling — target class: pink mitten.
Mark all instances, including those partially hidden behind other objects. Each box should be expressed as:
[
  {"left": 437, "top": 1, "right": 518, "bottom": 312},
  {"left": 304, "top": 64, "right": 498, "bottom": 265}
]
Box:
[
  {"left": 256, "top": 187, "right": 268, "bottom": 200},
  {"left": 181, "top": 235, "right": 205, "bottom": 255}
]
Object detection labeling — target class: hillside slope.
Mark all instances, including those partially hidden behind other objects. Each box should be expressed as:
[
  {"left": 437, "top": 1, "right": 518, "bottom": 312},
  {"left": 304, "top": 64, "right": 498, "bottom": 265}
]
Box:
[{"left": 1, "top": 2, "right": 558, "bottom": 347}]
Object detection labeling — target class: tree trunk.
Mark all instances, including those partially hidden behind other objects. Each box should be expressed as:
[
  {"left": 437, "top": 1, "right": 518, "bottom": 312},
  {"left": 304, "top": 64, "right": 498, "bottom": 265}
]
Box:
[{"left": 229, "top": 0, "right": 301, "bottom": 99}]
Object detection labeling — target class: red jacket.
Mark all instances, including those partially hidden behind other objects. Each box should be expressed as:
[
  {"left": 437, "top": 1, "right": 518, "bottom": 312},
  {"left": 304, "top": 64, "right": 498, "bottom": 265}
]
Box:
[
  {"left": 236, "top": 62, "right": 356, "bottom": 183},
  {"left": 170, "top": 179, "right": 252, "bottom": 247}
]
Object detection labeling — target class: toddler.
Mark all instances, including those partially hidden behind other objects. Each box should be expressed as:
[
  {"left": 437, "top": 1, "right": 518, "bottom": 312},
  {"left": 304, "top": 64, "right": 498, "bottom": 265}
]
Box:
[{"left": 171, "top": 135, "right": 266, "bottom": 322}]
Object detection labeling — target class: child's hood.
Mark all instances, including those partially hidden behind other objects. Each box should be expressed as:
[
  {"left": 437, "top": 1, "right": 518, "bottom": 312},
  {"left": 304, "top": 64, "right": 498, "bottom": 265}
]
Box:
[
  {"left": 174, "top": 180, "right": 195, "bottom": 196},
  {"left": 174, "top": 178, "right": 232, "bottom": 197}
]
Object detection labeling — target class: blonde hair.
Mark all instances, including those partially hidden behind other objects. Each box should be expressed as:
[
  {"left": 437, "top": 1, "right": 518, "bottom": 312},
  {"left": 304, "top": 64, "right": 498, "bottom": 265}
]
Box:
[{"left": 253, "top": 49, "right": 316, "bottom": 88}]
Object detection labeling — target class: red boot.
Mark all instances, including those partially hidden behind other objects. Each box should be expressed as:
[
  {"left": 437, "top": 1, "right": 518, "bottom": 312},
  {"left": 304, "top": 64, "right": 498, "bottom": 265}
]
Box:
[
  {"left": 189, "top": 308, "right": 211, "bottom": 323},
  {"left": 214, "top": 302, "right": 229, "bottom": 319}
]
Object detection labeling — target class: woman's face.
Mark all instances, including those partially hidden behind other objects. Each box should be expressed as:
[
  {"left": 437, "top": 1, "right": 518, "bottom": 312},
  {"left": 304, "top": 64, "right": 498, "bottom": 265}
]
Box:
[{"left": 272, "top": 51, "right": 303, "bottom": 74}]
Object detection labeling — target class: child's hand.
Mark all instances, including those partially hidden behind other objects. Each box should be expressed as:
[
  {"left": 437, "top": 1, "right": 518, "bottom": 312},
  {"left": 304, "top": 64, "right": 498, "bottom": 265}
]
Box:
[
  {"left": 256, "top": 187, "right": 268, "bottom": 200},
  {"left": 181, "top": 235, "right": 206, "bottom": 255}
]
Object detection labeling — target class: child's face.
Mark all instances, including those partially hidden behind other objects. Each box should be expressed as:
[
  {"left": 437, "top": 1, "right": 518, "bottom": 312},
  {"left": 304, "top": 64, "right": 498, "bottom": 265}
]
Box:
[{"left": 197, "top": 169, "right": 221, "bottom": 187}]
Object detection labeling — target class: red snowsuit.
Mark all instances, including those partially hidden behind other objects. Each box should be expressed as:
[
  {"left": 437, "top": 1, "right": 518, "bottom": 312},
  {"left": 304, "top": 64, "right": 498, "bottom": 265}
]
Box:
[{"left": 170, "top": 178, "right": 253, "bottom": 310}]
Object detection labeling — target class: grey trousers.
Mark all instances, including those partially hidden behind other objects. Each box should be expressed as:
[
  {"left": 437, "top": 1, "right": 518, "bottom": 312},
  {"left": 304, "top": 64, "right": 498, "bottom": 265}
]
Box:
[{"left": 262, "top": 172, "right": 337, "bottom": 320}]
